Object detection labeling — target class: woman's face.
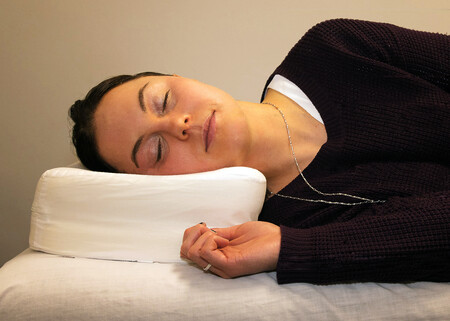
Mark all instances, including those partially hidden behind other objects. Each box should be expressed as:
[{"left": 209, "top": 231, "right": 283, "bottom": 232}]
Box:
[{"left": 94, "top": 76, "right": 252, "bottom": 175}]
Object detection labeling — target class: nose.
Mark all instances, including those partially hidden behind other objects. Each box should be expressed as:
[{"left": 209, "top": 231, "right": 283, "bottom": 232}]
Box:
[{"left": 157, "top": 113, "right": 191, "bottom": 140}]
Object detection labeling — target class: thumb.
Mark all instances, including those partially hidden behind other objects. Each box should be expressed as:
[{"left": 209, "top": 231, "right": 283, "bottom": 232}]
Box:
[{"left": 211, "top": 225, "right": 239, "bottom": 240}]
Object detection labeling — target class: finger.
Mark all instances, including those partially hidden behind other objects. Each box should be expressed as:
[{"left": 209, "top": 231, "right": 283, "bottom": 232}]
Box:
[
  {"left": 181, "top": 235, "right": 221, "bottom": 260},
  {"left": 180, "top": 223, "right": 210, "bottom": 256},
  {"left": 198, "top": 235, "right": 232, "bottom": 278},
  {"left": 182, "top": 222, "right": 208, "bottom": 242},
  {"left": 211, "top": 234, "right": 229, "bottom": 248},
  {"left": 204, "top": 263, "right": 231, "bottom": 279},
  {"left": 190, "top": 232, "right": 229, "bottom": 272},
  {"left": 199, "top": 234, "right": 231, "bottom": 271},
  {"left": 193, "top": 233, "right": 223, "bottom": 271},
  {"left": 185, "top": 230, "right": 221, "bottom": 263}
]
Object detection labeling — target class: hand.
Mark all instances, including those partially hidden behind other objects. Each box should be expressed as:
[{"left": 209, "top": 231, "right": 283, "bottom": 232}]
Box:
[{"left": 180, "top": 221, "right": 281, "bottom": 278}]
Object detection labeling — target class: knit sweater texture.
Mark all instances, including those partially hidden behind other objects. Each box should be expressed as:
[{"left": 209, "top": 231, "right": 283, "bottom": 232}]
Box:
[{"left": 259, "top": 19, "right": 450, "bottom": 284}]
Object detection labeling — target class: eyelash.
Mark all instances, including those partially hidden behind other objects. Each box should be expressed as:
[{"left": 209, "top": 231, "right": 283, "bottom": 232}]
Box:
[
  {"left": 161, "top": 90, "right": 170, "bottom": 114},
  {"left": 148, "top": 90, "right": 170, "bottom": 164},
  {"left": 156, "top": 90, "right": 170, "bottom": 163},
  {"left": 156, "top": 137, "right": 162, "bottom": 163}
]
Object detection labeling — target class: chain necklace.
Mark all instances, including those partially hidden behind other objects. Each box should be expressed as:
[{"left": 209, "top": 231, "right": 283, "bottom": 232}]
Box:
[{"left": 262, "top": 102, "right": 386, "bottom": 206}]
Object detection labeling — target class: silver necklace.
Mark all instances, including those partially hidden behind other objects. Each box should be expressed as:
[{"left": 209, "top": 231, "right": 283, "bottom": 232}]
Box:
[{"left": 262, "top": 102, "right": 386, "bottom": 206}]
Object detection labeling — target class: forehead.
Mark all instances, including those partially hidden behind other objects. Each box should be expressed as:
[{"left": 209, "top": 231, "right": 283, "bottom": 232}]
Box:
[
  {"left": 94, "top": 77, "right": 154, "bottom": 171},
  {"left": 95, "top": 75, "right": 164, "bottom": 126},
  {"left": 100, "top": 76, "right": 152, "bottom": 105}
]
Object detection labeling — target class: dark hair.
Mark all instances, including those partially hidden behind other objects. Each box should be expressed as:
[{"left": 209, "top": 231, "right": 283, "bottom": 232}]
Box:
[{"left": 69, "top": 71, "right": 170, "bottom": 172}]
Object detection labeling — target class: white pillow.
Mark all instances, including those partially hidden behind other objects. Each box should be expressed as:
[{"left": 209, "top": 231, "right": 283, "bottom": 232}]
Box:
[{"left": 29, "top": 165, "right": 266, "bottom": 263}]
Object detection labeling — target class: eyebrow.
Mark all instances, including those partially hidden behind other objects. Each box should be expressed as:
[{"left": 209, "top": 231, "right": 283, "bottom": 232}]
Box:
[
  {"left": 138, "top": 82, "right": 150, "bottom": 112},
  {"left": 131, "top": 135, "right": 144, "bottom": 169}
]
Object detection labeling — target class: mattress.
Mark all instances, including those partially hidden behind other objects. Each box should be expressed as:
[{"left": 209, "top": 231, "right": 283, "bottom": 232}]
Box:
[{"left": 1, "top": 249, "right": 449, "bottom": 321}]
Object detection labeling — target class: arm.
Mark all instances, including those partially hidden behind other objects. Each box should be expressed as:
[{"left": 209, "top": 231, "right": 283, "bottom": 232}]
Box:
[
  {"left": 277, "top": 191, "right": 450, "bottom": 284},
  {"left": 181, "top": 191, "right": 449, "bottom": 284}
]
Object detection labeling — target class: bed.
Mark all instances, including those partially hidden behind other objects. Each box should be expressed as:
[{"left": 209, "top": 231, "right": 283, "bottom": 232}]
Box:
[{"left": 1, "top": 165, "right": 449, "bottom": 320}]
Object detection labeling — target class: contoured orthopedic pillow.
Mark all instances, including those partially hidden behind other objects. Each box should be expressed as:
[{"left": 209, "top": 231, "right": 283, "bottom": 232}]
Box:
[{"left": 29, "top": 165, "right": 266, "bottom": 263}]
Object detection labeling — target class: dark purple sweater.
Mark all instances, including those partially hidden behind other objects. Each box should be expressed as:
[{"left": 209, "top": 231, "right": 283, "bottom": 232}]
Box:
[{"left": 259, "top": 19, "right": 449, "bottom": 284}]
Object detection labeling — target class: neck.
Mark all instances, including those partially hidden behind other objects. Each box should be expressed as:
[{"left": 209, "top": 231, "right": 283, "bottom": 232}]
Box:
[
  {"left": 237, "top": 101, "right": 292, "bottom": 180},
  {"left": 237, "top": 90, "right": 327, "bottom": 193}
]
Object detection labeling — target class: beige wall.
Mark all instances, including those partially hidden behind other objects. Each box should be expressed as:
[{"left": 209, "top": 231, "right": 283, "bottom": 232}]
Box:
[{"left": 0, "top": 0, "right": 448, "bottom": 267}]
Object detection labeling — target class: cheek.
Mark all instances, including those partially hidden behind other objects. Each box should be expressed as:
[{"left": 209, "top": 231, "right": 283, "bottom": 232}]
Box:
[
  {"left": 158, "top": 144, "right": 208, "bottom": 175},
  {"left": 160, "top": 158, "right": 211, "bottom": 175},
  {"left": 178, "top": 83, "right": 226, "bottom": 109}
]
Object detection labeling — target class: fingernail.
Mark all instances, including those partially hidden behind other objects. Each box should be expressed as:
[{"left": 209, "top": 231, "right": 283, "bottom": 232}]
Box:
[{"left": 199, "top": 222, "right": 205, "bottom": 225}]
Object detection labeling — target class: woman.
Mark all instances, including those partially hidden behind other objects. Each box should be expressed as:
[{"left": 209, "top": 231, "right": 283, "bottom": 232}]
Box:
[{"left": 70, "top": 19, "right": 449, "bottom": 284}]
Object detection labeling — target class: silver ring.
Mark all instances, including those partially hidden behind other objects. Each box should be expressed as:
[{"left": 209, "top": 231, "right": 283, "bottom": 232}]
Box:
[{"left": 203, "top": 263, "right": 212, "bottom": 272}]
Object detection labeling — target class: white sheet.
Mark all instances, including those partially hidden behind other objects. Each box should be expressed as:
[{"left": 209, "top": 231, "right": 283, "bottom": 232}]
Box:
[{"left": 1, "top": 249, "right": 449, "bottom": 321}]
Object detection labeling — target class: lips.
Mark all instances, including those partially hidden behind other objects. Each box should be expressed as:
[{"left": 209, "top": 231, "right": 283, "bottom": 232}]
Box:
[{"left": 203, "top": 110, "right": 216, "bottom": 152}]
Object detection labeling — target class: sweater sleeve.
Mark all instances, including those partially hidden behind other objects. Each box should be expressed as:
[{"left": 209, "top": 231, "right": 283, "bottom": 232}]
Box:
[
  {"left": 305, "top": 19, "right": 450, "bottom": 92},
  {"left": 276, "top": 191, "right": 450, "bottom": 284}
]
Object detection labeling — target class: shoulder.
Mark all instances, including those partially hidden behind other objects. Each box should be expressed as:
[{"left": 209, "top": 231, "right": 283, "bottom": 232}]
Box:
[
  {"left": 306, "top": 18, "right": 399, "bottom": 36},
  {"left": 278, "top": 19, "right": 380, "bottom": 71},
  {"left": 289, "top": 19, "right": 377, "bottom": 54},
  {"left": 306, "top": 18, "right": 449, "bottom": 44},
  {"left": 289, "top": 19, "right": 407, "bottom": 63},
  {"left": 304, "top": 19, "right": 376, "bottom": 37},
  {"left": 301, "top": 19, "right": 397, "bottom": 47}
]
